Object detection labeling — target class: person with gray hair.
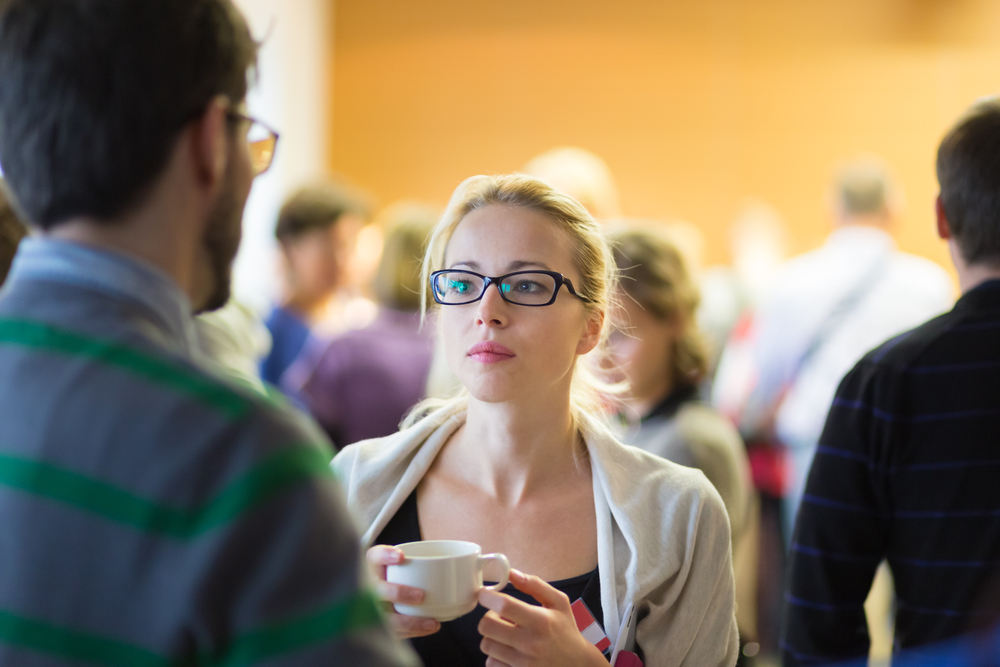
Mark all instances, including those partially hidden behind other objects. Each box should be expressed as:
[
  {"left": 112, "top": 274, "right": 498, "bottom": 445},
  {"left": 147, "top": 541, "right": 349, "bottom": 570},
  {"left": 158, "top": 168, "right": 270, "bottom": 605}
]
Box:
[{"left": 713, "top": 155, "right": 954, "bottom": 539}]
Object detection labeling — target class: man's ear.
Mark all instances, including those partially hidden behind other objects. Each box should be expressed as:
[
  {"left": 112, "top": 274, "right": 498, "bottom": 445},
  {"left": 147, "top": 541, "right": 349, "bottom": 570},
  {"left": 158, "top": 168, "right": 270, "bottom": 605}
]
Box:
[
  {"left": 577, "top": 308, "right": 605, "bottom": 356},
  {"left": 935, "top": 195, "right": 952, "bottom": 240},
  {"left": 190, "top": 96, "right": 229, "bottom": 189}
]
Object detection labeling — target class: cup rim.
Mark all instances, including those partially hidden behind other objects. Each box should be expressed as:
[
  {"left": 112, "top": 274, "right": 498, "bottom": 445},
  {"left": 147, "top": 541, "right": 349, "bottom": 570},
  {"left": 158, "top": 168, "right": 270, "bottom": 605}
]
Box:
[{"left": 394, "top": 539, "right": 482, "bottom": 560}]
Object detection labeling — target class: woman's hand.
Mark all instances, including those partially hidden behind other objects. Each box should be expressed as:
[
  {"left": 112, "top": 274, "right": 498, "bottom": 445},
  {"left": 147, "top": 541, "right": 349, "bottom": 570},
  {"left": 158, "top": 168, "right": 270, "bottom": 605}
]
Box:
[
  {"left": 366, "top": 545, "right": 441, "bottom": 639},
  {"left": 477, "top": 568, "right": 608, "bottom": 667}
]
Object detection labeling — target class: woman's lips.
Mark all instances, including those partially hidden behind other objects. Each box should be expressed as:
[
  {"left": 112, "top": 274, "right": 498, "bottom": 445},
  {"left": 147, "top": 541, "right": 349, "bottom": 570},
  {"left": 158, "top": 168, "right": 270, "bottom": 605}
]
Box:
[{"left": 467, "top": 341, "right": 516, "bottom": 363}]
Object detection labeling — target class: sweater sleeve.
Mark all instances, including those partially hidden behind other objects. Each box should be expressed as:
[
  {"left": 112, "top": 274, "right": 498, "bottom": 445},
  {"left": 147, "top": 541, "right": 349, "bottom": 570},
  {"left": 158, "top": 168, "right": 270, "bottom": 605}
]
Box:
[
  {"left": 635, "top": 480, "right": 740, "bottom": 667},
  {"left": 780, "top": 358, "right": 892, "bottom": 665},
  {"left": 192, "top": 450, "right": 419, "bottom": 667}
]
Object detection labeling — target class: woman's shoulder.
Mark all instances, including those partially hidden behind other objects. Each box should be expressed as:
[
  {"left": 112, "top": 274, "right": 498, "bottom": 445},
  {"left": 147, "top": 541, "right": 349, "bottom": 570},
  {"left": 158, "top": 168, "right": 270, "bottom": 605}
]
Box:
[{"left": 589, "top": 425, "right": 728, "bottom": 523}]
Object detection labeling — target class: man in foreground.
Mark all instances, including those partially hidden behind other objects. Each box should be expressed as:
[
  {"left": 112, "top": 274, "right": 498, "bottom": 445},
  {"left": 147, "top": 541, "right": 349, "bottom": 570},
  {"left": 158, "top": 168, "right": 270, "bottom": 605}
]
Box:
[
  {"left": 781, "top": 98, "right": 1000, "bottom": 665},
  {"left": 0, "top": 1, "right": 415, "bottom": 664}
]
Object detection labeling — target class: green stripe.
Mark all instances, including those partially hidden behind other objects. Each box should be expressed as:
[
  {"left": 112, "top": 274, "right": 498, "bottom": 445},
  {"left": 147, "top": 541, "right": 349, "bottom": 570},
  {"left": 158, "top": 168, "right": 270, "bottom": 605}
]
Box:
[
  {"left": 0, "top": 609, "right": 172, "bottom": 667},
  {"left": 205, "top": 589, "right": 385, "bottom": 667},
  {"left": 0, "top": 446, "right": 334, "bottom": 538},
  {"left": 0, "top": 589, "right": 384, "bottom": 666},
  {"left": 0, "top": 319, "right": 250, "bottom": 419}
]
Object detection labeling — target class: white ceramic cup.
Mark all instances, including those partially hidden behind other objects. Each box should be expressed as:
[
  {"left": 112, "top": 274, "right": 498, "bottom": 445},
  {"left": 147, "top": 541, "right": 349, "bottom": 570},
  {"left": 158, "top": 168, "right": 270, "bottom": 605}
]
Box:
[{"left": 386, "top": 540, "right": 511, "bottom": 622}]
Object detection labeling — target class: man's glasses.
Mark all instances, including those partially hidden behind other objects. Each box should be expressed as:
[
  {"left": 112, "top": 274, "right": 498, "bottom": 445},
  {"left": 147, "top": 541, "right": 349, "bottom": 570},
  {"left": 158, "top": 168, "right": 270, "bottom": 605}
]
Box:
[
  {"left": 227, "top": 110, "right": 279, "bottom": 176},
  {"left": 430, "top": 269, "right": 592, "bottom": 307}
]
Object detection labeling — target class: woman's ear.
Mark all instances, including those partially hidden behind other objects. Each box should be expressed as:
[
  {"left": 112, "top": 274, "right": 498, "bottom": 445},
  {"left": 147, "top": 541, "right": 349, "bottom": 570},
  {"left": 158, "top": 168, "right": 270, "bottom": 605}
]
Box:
[{"left": 576, "top": 309, "right": 605, "bottom": 355}]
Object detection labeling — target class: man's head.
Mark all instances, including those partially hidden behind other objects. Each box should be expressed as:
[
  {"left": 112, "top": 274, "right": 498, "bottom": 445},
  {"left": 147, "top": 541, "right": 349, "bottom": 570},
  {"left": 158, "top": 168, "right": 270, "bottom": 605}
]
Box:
[
  {"left": 0, "top": 0, "right": 259, "bottom": 310},
  {"left": 275, "top": 183, "right": 369, "bottom": 310},
  {"left": 0, "top": 181, "right": 27, "bottom": 285},
  {"left": 936, "top": 97, "right": 1000, "bottom": 269},
  {"left": 831, "top": 156, "right": 899, "bottom": 227}
]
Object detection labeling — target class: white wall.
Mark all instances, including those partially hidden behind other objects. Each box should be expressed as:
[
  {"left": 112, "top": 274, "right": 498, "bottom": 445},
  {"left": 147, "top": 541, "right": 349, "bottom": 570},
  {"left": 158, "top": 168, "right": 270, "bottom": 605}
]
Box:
[{"left": 230, "top": 0, "right": 333, "bottom": 312}]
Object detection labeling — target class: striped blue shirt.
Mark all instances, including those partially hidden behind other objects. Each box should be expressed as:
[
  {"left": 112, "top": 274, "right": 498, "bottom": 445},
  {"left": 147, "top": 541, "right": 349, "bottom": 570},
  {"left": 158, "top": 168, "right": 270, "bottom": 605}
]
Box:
[{"left": 782, "top": 279, "right": 1000, "bottom": 665}]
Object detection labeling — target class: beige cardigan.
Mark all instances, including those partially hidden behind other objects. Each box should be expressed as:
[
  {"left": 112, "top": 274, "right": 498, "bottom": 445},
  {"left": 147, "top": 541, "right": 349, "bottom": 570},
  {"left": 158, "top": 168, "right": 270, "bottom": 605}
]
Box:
[{"left": 332, "top": 404, "right": 739, "bottom": 667}]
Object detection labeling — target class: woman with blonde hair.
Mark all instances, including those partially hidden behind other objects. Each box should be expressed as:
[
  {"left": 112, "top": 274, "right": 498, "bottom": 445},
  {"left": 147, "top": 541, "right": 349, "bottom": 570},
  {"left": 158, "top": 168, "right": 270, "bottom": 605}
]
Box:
[{"left": 333, "top": 175, "right": 738, "bottom": 666}]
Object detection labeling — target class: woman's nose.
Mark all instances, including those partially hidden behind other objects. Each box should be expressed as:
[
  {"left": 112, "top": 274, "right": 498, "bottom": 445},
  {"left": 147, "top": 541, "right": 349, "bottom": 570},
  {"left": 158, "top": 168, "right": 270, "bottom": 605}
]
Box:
[{"left": 475, "top": 281, "right": 509, "bottom": 327}]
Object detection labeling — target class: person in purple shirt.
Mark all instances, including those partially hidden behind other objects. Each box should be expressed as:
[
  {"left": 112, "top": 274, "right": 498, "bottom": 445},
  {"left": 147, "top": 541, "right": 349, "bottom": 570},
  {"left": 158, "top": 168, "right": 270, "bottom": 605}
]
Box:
[{"left": 284, "top": 203, "right": 437, "bottom": 449}]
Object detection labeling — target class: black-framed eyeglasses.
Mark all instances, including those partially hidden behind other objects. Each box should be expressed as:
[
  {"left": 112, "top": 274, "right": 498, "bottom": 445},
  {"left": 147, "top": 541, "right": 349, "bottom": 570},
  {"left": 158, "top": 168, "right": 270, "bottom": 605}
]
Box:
[
  {"left": 226, "top": 110, "right": 279, "bottom": 176},
  {"left": 430, "top": 269, "right": 592, "bottom": 307}
]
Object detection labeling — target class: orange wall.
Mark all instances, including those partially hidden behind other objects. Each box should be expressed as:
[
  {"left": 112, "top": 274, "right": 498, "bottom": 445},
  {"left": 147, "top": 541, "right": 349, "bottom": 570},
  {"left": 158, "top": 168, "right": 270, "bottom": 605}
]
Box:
[{"left": 330, "top": 0, "right": 1000, "bottom": 275}]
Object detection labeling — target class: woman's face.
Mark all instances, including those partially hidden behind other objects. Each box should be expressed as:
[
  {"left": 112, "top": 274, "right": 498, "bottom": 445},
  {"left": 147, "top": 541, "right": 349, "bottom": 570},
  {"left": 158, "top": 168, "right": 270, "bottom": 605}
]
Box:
[
  {"left": 440, "top": 204, "right": 603, "bottom": 406},
  {"left": 608, "top": 290, "right": 676, "bottom": 404}
]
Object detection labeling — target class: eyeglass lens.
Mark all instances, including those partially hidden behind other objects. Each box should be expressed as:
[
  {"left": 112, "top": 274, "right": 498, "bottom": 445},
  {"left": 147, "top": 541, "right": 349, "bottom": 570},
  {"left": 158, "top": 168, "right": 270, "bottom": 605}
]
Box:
[
  {"left": 433, "top": 272, "right": 558, "bottom": 305},
  {"left": 247, "top": 121, "right": 276, "bottom": 175}
]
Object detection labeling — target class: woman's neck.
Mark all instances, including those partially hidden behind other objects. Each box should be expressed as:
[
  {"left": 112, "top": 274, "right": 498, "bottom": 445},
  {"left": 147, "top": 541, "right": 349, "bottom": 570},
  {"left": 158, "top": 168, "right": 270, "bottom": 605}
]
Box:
[
  {"left": 447, "top": 396, "right": 584, "bottom": 506},
  {"left": 621, "top": 374, "right": 674, "bottom": 425}
]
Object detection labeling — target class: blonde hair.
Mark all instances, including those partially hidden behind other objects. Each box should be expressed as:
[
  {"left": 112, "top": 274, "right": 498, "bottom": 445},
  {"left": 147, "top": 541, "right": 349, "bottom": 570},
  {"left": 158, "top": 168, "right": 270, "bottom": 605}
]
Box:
[
  {"left": 610, "top": 224, "right": 709, "bottom": 388},
  {"left": 371, "top": 201, "right": 438, "bottom": 311},
  {"left": 405, "top": 173, "right": 619, "bottom": 431}
]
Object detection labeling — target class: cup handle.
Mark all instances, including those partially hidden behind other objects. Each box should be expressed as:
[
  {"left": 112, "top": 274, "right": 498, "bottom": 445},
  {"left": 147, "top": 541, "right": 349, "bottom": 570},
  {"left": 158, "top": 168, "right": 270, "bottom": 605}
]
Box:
[{"left": 479, "top": 553, "right": 510, "bottom": 592}]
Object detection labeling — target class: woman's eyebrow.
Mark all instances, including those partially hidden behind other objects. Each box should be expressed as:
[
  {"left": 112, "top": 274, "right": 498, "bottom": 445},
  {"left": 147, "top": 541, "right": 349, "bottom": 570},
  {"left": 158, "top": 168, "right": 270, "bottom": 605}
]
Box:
[
  {"left": 447, "top": 260, "right": 553, "bottom": 272},
  {"left": 506, "top": 260, "right": 552, "bottom": 271},
  {"left": 449, "top": 260, "right": 480, "bottom": 270}
]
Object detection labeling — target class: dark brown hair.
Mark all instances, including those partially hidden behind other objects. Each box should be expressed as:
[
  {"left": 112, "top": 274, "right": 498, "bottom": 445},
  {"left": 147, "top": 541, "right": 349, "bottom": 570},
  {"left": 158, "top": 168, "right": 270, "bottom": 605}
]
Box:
[
  {"left": 937, "top": 97, "right": 1000, "bottom": 267},
  {"left": 611, "top": 225, "right": 709, "bottom": 389},
  {"left": 0, "top": 0, "right": 257, "bottom": 228}
]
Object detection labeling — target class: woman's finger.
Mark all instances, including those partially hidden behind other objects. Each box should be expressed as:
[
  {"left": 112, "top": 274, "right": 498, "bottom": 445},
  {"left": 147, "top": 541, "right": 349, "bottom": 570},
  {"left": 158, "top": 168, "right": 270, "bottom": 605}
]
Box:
[
  {"left": 374, "top": 580, "right": 425, "bottom": 605},
  {"left": 480, "top": 634, "right": 522, "bottom": 666},
  {"left": 477, "top": 609, "right": 519, "bottom": 645},
  {"left": 484, "top": 657, "right": 513, "bottom": 667},
  {"left": 388, "top": 612, "right": 441, "bottom": 638},
  {"left": 366, "top": 544, "right": 404, "bottom": 581},
  {"left": 478, "top": 587, "right": 543, "bottom": 627},
  {"left": 507, "top": 568, "right": 571, "bottom": 612}
]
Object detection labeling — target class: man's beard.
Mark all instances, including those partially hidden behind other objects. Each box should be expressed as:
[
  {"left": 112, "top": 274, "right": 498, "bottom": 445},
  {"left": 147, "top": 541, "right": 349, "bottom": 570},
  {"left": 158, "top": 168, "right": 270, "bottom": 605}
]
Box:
[{"left": 196, "top": 168, "right": 244, "bottom": 314}]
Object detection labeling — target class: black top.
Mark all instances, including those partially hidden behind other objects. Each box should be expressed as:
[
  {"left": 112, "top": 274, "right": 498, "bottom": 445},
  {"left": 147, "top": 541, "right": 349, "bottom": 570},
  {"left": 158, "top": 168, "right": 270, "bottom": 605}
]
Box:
[
  {"left": 376, "top": 489, "right": 605, "bottom": 667},
  {"left": 640, "top": 383, "right": 700, "bottom": 423},
  {"left": 781, "top": 280, "right": 1000, "bottom": 665}
]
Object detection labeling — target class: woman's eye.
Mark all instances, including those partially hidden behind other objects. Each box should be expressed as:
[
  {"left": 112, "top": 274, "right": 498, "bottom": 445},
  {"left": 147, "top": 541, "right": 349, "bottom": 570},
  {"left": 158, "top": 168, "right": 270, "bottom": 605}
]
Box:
[
  {"left": 449, "top": 280, "right": 471, "bottom": 293},
  {"left": 513, "top": 280, "right": 540, "bottom": 293}
]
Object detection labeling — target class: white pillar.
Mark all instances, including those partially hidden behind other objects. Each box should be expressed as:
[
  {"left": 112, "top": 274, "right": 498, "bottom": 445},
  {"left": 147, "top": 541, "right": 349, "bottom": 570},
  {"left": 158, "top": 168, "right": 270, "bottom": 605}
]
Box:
[{"left": 230, "top": 0, "right": 333, "bottom": 313}]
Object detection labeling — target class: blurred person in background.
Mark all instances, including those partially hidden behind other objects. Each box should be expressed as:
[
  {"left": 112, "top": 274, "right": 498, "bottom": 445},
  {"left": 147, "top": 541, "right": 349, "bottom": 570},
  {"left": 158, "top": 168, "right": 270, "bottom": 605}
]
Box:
[
  {"left": 608, "top": 223, "right": 759, "bottom": 664},
  {"left": 0, "top": 182, "right": 26, "bottom": 285},
  {"left": 285, "top": 202, "right": 437, "bottom": 449},
  {"left": 713, "top": 155, "right": 953, "bottom": 540},
  {"left": 713, "top": 156, "right": 953, "bottom": 659},
  {"left": 260, "top": 181, "right": 369, "bottom": 386},
  {"left": 782, "top": 97, "right": 1000, "bottom": 667},
  {"left": 523, "top": 146, "right": 621, "bottom": 221},
  {"left": 0, "top": 0, "right": 415, "bottom": 665},
  {"left": 699, "top": 199, "right": 789, "bottom": 380}
]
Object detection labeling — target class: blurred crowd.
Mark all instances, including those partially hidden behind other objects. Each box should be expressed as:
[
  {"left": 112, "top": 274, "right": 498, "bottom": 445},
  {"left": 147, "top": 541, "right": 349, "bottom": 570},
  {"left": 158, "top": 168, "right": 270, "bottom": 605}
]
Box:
[{"left": 3, "top": 2, "right": 1000, "bottom": 666}]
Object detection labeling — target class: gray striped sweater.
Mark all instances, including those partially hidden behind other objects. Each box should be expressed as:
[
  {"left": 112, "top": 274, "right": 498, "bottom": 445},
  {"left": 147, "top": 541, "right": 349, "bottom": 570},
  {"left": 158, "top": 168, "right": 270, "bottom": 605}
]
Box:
[{"left": 0, "top": 238, "right": 417, "bottom": 667}]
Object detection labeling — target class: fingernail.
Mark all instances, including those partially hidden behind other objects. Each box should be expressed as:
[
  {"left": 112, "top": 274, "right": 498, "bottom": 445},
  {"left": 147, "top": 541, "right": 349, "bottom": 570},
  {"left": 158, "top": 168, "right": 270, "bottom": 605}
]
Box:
[
  {"left": 405, "top": 588, "right": 424, "bottom": 603},
  {"left": 421, "top": 619, "right": 438, "bottom": 631},
  {"left": 510, "top": 568, "right": 525, "bottom": 580}
]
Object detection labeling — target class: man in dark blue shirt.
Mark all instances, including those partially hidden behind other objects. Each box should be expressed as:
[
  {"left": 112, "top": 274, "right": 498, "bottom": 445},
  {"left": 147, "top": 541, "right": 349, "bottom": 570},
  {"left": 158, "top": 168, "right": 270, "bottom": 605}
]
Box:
[{"left": 782, "top": 98, "right": 1000, "bottom": 665}]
